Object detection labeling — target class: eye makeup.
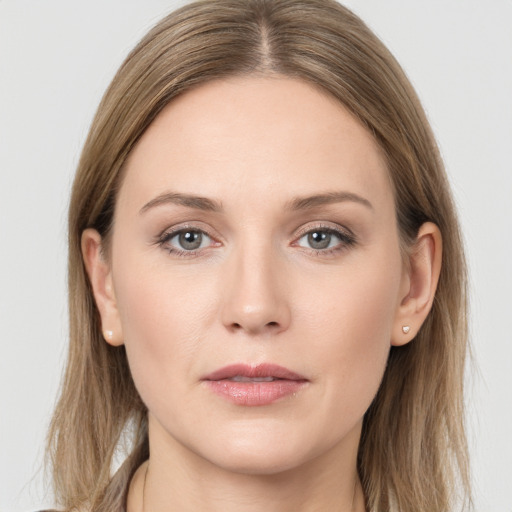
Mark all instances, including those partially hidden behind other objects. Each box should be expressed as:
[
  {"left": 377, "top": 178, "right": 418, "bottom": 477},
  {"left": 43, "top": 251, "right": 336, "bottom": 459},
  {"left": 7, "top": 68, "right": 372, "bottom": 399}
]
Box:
[{"left": 153, "top": 220, "right": 357, "bottom": 260}]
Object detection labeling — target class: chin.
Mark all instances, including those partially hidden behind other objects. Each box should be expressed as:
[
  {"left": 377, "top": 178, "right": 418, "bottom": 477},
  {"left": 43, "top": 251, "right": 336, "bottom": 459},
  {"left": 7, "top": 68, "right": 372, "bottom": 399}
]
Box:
[
  {"left": 208, "top": 446, "right": 310, "bottom": 476},
  {"left": 195, "top": 424, "right": 323, "bottom": 476}
]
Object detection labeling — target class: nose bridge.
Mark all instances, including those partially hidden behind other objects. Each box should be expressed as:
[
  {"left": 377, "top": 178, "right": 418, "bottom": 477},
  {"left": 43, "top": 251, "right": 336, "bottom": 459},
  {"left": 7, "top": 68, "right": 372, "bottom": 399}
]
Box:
[{"left": 220, "top": 234, "right": 290, "bottom": 335}]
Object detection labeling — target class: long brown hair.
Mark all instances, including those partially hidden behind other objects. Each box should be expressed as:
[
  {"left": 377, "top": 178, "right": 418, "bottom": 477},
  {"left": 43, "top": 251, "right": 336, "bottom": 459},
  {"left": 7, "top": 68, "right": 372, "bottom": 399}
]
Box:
[{"left": 46, "top": 1, "right": 471, "bottom": 510}]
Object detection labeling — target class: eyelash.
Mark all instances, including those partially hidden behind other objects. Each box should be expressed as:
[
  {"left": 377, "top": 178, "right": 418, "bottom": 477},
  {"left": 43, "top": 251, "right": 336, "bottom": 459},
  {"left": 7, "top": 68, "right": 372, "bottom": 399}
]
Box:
[
  {"left": 156, "top": 224, "right": 218, "bottom": 257},
  {"left": 156, "top": 223, "right": 357, "bottom": 258},
  {"left": 293, "top": 224, "right": 357, "bottom": 256}
]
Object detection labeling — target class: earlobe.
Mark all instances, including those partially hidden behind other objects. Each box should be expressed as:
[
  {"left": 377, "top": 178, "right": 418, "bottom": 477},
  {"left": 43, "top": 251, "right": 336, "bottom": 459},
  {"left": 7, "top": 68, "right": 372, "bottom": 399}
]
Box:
[
  {"left": 81, "top": 228, "right": 124, "bottom": 346},
  {"left": 391, "top": 222, "right": 442, "bottom": 346}
]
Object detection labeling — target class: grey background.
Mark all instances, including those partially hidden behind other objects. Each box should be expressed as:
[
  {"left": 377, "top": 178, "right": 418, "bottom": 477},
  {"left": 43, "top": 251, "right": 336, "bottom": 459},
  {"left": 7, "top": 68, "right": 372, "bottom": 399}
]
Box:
[{"left": 1, "top": 1, "right": 511, "bottom": 510}]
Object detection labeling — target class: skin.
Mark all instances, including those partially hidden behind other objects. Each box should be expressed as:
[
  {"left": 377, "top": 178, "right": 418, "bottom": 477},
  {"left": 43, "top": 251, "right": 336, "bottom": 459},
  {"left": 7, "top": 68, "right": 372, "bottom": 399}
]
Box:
[{"left": 83, "top": 76, "right": 442, "bottom": 512}]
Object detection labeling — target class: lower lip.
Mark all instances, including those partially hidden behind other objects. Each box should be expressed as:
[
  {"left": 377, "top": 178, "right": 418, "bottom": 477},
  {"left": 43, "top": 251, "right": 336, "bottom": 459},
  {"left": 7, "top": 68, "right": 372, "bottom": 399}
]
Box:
[{"left": 204, "top": 379, "right": 307, "bottom": 406}]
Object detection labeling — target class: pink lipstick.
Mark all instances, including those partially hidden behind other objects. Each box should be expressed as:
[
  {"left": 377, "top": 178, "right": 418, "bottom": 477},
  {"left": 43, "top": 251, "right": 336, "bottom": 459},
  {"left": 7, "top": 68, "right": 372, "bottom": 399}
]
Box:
[{"left": 202, "top": 363, "right": 308, "bottom": 406}]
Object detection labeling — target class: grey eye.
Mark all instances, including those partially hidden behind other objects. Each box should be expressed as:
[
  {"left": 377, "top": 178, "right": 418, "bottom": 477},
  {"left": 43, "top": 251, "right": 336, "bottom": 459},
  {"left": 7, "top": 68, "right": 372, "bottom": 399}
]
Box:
[
  {"left": 307, "top": 231, "right": 331, "bottom": 249},
  {"left": 170, "top": 230, "right": 211, "bottom": 251},
  {"left": 297, "top": 230, "right": 342, "bottom": 250}
]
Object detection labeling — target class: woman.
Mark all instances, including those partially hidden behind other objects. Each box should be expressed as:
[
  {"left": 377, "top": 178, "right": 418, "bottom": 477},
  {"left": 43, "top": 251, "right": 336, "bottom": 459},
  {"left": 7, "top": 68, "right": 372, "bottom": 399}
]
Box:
[{"left": 45, "top": 0, "right": 471, "bottom": 510}]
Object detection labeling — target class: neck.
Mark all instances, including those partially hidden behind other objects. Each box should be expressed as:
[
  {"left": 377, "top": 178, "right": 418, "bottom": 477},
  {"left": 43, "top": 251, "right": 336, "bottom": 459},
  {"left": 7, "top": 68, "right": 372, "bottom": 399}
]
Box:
[{"left": 127, "top": 415, "right": 366, "bottom": 512}]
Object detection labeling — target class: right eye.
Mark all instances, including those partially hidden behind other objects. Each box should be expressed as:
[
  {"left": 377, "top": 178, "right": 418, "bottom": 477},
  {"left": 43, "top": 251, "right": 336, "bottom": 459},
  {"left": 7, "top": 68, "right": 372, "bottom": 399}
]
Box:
[
  {"left": 161, "top": 229, "right": 214, "bottom": 254},
  {"left": 296, "top": 229, "right": 343, "bottom": 251}
]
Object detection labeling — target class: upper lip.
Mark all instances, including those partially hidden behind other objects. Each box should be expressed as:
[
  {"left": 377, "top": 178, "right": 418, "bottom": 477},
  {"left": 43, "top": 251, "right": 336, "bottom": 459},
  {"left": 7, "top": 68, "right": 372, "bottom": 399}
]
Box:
[{"left": 202, "top": 363, "right": 307, "bottom": 381}]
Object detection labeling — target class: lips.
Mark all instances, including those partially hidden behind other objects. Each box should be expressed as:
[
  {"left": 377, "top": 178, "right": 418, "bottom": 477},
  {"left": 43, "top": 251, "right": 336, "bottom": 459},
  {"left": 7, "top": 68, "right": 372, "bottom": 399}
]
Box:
[{"left": 202, "top": 363, "right": 308, "bottom": 406}]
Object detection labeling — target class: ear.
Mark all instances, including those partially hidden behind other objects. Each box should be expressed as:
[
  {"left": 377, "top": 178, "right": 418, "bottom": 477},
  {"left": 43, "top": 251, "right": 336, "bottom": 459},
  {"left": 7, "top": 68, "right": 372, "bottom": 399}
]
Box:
[
  {"left": 391, "top": 222, "right": 442, "bottom": 346},
  {"left": 81, "top": 228, "right": 124, "bottom": 346}
]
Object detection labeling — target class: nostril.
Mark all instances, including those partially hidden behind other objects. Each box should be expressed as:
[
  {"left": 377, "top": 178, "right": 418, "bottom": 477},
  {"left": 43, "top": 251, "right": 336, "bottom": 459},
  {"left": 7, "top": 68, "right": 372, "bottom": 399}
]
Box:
[{"left": 229, "top": 320, "right": 280, "bottom": 333}]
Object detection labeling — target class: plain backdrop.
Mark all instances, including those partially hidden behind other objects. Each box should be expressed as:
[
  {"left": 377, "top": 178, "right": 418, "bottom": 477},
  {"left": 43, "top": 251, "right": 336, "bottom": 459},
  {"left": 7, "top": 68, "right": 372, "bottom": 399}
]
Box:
[{"left": 1, "top": 1, "right": 511, "bottom": 511}]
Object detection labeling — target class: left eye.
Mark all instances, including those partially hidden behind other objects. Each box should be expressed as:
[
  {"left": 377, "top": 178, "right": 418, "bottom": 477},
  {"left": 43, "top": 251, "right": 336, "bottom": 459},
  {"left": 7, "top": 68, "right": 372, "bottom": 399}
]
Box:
[
  {"left": 296, "top": 229, "right": 344, "bottom": 250},
  {"left": 167, "top": 230, "right": 212, "bottom": 251}
]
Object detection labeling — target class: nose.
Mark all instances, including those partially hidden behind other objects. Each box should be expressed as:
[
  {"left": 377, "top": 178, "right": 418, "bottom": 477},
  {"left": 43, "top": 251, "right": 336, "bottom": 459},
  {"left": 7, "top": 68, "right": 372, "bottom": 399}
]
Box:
[{"left": 220, "top": 243, "right": 291, "bottom": 336}]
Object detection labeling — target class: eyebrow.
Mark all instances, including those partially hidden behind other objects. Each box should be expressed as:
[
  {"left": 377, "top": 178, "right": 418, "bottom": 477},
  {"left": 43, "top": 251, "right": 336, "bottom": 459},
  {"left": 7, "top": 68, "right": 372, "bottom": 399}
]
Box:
[
  {"left": 139, "top": 192, "right": 223, "bottom": 214},
  {"left": 286, "top": 191, "right": 374, "bottom": 211},
  {"left": 139, "top": 190, "right": 373, "bottom": 215}
]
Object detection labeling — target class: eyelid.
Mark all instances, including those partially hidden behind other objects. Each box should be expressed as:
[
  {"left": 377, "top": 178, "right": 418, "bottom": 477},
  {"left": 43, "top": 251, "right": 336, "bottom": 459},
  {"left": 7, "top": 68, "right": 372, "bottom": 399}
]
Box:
[
  {"left": 157, "top": 221, "right": 222, "bottom": 242},
  {"left": 168, "top": 229, "right": 212, "bottom": 250},
  {"left": 291, "top": 222, "right": 357, "bottom": 254},
  {"left": 293, "top": 222, "right": 355, "bottom": 241},
  {"left": 155, "top": 222, "right": 222, "bottom": 256}
]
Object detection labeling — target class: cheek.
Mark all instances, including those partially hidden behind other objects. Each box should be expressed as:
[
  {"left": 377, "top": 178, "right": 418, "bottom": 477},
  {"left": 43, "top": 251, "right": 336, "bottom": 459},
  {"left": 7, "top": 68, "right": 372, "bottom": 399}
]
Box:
[
  {"left": 297, "top": 249, "right": 401, "bottom": 420},
  {"left": 112, "top": 260, "right": 215, "bottom": 411}
]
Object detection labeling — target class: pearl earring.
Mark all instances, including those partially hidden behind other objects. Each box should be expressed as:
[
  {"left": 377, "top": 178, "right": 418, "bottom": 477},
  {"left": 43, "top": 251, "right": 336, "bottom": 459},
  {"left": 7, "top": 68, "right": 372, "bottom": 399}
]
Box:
[
  {"left": 104, "top": 330, "right": 114, "bottom": 341},
  {"left": 402, "top": 325, "right": 410, "bottom": 334}
]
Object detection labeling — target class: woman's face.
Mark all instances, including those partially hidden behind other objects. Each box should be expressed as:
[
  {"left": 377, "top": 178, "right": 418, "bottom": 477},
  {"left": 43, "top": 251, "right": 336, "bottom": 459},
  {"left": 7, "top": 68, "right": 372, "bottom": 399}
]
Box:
[{"left": 104, "top": 77, "right": 409, "bottom": 474}]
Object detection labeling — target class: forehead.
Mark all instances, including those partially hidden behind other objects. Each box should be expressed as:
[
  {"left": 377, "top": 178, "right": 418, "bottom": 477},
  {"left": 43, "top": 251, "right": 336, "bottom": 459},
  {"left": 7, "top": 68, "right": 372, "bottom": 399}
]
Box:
[{"left": 120, "top": 76, "right": 392, "bottom": 213}]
